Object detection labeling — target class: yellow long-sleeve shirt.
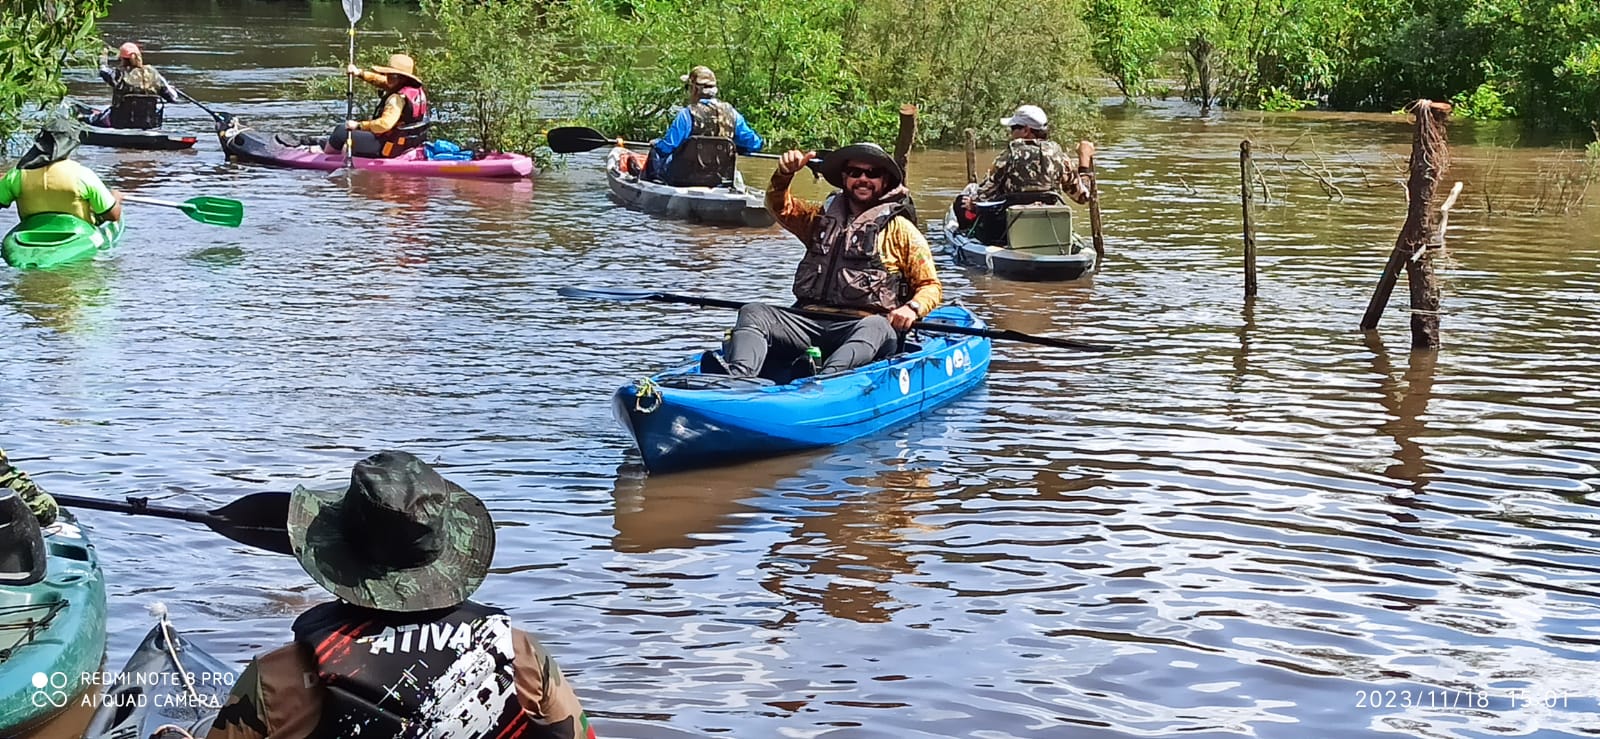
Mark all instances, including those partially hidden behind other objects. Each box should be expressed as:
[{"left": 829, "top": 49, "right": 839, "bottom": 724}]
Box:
[
  {"left": 765, "top": 171, "right": 943, "bottom": 318},
  {"left": 352, "top": 69, "right": 407, "bottom": 135}
]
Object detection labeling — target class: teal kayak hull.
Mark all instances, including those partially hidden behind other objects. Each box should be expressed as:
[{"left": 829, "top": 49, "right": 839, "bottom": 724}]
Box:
[
  {"left": 0, "top": 510, "right": 108, "bottom": 734},
  {"left": 2, "top": 213, "right": 124, "bottom": 270}
]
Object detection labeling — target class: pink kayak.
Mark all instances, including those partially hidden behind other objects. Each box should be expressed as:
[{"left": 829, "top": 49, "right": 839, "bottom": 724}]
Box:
[{"left": 218, "top": 117, "right": 532, "bottom": 180}]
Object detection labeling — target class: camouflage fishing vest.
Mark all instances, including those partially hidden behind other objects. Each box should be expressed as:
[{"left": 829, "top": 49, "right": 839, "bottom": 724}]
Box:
[
  {"left": 792, "top": 194, "right": 910, "bottom": 314},
  {"left": 687, "top": 100, "right": 736, "bottom": 138},
  {"left": 292, "top": 600, "right": 529, "bottom": 738},
  {"left": 997, "top": 139, "right": 1068, "bottom": 194}
]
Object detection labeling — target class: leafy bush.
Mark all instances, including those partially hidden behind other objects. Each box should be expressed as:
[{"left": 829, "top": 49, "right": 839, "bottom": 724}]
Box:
[
  {"left": 0, "top": 0, "right": 112, "bottom": 152},
  {"left": 1450, "top": 81, "right": 1516, "bottom": 120}
]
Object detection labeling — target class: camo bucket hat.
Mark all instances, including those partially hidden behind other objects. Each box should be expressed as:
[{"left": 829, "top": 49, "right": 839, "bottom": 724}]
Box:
[{"left": 287, "top": 451, "right": 494, "bottom": 612}]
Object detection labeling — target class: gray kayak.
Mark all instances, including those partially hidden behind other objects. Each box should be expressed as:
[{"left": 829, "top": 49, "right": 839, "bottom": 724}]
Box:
[
  {"left": 83, "top": 611, "right": 235, "bottom": 739},
  {"left": 604, "top": 147, "right": 775, "bottom": 228}
]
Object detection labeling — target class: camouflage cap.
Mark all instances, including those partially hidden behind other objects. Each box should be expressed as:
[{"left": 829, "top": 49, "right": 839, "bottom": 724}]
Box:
[
  {"left": 287, "top": 451, "right": 494, "bottom": 612},
  {"left": 680, "top": 65, "right": 717, "bottom": 87}
]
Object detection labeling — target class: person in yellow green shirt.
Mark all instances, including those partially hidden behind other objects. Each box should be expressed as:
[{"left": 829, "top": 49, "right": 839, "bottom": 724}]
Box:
[{"left": 0, "top": 119, "right": 123, "bottom": 224}]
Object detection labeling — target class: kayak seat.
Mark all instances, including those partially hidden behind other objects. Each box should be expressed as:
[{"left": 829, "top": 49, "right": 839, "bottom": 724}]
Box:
[
  {"left": 0, "top": 492, "right": 47, "bottom": 587},
  {"left": 664, "top": 136, "right": 736, "bottom": 188},
  {"left": 108, "top": 94, "right": 164, "bottom": 129}
]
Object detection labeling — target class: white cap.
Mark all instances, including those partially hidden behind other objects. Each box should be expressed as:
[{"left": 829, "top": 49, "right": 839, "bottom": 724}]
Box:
[{"left": 1000, "top": 104, "right": 1048, "bottom": 130}]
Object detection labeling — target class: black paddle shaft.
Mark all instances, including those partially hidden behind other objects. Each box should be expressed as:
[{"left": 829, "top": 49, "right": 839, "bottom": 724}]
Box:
[
  {"left": 544, "top": 126, "right": 827, "bottom": 168},
  {"left": 54, "top": 492, "right": 294, "bottom": 555},
  {"left": 556, "top": 287, "right": 1114, "bottom": 352}
]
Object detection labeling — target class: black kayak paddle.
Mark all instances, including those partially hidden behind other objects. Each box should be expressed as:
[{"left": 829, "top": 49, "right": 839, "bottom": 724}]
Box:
[
  {"left": 557, "top": 286, "right": 1115, "bottom": 352},
  {"left": 55, "top": 492, "right": 292, "bottom": 555},
  {"left": 545, "top": 126, "right": 828, "bottom": 171}
]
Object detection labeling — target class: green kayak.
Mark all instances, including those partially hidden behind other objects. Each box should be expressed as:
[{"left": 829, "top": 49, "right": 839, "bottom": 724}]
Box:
[
  {"left": 0, "top": 510, "right": 108, "bottom": 735},
  {"left": 2, "top": 213, "right": 124, "bottom": 270}
]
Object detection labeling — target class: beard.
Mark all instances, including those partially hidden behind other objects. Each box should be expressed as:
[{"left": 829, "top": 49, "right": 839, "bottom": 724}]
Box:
[{"left": 847, "top": 180, "right": 884, "bottom": 206}]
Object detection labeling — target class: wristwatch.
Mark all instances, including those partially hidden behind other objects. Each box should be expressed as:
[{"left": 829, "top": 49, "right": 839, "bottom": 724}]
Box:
[{"left": 906, "top": 300, "right": 923, "bottom": 315}]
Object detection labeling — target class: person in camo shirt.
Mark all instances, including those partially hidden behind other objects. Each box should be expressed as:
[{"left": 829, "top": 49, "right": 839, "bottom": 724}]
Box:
[
  {"left": 204, "top": 451, "right": 596, "bottom": 739},
  {"left": 0, "top": 448, "right": 58, "bottom": 525}
]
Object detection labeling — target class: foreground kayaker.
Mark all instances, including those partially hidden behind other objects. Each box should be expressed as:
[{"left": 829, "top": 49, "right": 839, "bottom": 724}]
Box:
[
  {"left": 322, "top": 53, "right": 432, "bottom": 159},
  {"left": 631, "top": 66, "right": 762, "bottom": 186},
  {"left": 0, "top": 119, "right": 124, "bottom": 225},
  {"left": 705, "top": 142, "right": 942, "bottom": 379},
  {"left": 90, "top": 42, "right": 184, "bottom": 129},
  {"left": 205, "top": 451, "right": 596, "bottom": 739},
  {"left": 0, "top": 448, "right": 59, "bottom": 525},
  {"left": 954, "top": 104, "right": 1092, "bottom": 231}
]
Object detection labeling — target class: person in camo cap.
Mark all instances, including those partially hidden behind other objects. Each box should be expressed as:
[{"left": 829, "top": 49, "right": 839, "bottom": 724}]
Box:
[{"left": 205, "top": 450, "right": 596, "bottom": 739}]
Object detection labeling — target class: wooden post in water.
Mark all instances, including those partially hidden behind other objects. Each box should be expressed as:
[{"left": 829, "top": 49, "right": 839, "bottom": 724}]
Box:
[
  {"left": 1080, "top": 141, "right": 1106, "bottom": 264},
  {"left": 964, "top": 128, "right": 978, "bottom": 183},
  {"left": 1240, "top": 140, "right": 1257, "bottom": 298},
  {"left": 1360, "top": 100, "right": 1452, "bottom": 347},
  {"left": 893, "top": 104, "right": 918, "bottom": 177}
]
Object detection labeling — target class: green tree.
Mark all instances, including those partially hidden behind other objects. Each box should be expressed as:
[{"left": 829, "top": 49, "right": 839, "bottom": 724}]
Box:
[
  {"left": 419, "top": 0, "right": 561, "bottom": 153},
  {"left": 1085, "top": 0, "right": 1172, "bottom": 101},
  {"left": 848, "top": 0, "right": 1099, "bottom": 143},
  {"left": 0, "top": 0, "right": 113, "bottom": 152}
]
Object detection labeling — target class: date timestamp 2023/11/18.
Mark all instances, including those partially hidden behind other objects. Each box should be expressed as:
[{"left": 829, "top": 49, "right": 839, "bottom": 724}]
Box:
[{"left": 1354, "top": 687, "right": 1584, "bottom": 711}]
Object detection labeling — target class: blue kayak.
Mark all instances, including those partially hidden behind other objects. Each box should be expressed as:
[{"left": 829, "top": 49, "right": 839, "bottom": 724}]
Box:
[
  {"left": 614, "top": 305, "right": 992, "bottom": 473},
  {"left": 0, "top": 510, "right": 108, "bottom": 734}
]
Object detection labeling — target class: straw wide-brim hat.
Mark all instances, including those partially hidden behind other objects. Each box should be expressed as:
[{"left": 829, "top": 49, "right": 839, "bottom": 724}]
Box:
[
  {"left": 818, "top": 142, "right": 903, "bottom": 190},
  {"left": 370, "top": 53, "right": 422, "bottom": 85},
  {"left": 287, "top": 451, "right": 493, "bottom": 612}
]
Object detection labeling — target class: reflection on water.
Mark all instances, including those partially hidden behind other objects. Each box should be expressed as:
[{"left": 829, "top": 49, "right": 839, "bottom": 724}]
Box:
[{"left": 2, "top": 1, "right": 1598, "bottom": 737}]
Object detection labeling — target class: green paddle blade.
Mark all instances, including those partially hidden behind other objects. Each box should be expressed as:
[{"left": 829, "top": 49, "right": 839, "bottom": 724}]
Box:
[{"left": 180, "top": 196, "right": 245, "bottom": 227}]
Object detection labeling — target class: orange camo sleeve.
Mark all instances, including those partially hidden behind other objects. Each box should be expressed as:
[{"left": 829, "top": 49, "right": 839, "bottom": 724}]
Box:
[
  {"left": 882, "top": 217, "right": 942, "bottom": 317},
  {"left": 765, "top": 171, "right": 822, "bottom": 240}
]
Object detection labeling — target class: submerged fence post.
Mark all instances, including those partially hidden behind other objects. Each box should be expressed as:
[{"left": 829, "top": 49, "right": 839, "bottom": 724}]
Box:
[
  {"left": 1080, "top": 141, "right": 1106, "bottom": 265},
  {"left": 964, "top": 128, "right": 977, "bottom": 183},
  {"left": 1360, "top": 100, "right": 1452, "bottom": 347},
  {"left": 893, "top": 104, "right": 917, "bottom": 178},
  {"left": 1240, "top": 140, "right": 1257, "bottom": 298}
]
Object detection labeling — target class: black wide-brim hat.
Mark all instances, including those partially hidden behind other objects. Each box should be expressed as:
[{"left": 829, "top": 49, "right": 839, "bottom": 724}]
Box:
[
  {"left": 287, "top": 451, "right": 494, "bottom": 612},
  {"left": 819, "top": 142, "right": 903, "bottom": 190}
]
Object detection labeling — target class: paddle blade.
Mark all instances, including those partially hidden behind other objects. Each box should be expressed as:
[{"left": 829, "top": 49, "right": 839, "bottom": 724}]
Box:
[
  {"left": 546, "top": 126, "right": 613, "bottom": 154},
  {"left": 342, "top": 0, "right": 363, "bottom": 24},
  {"left": 557, "top": 286, "right": 664, "bottom": 302},
  {"left": 209, "top": 492, "right": 293, "bottom": 555},
  {"left": 183, "top": 196, "right": 245, "bottom": 227}
]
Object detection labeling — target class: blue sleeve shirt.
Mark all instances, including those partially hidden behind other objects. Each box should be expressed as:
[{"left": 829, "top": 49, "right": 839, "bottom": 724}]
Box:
[{"left": 654, "top": 101, "right": 764, "bottom": 156}]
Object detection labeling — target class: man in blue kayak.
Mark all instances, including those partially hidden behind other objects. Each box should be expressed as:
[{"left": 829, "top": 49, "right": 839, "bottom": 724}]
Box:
[
  {"left": 703, "top": 142, "right": 942, "bottom": 379},
  {"left": 0, "top": 119, "right": 124, "bottom": 225},
  {"left": 206, "top": 451, "right": 597, "bottom": 739},
  {"left": 88, "top": 42, "right": 184, "bottom": 129},
  {"left": 638, "top": 66, "right": 763, "bottom": 186},
  {"left": 0, "top": 448, "right": 58, "bottom": 526}
]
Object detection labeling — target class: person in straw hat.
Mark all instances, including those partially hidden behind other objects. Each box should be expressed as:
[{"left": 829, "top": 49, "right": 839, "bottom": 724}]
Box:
[
  {"left": 700, "top": 142, "right": 942, "bottom": 379},
  {"left": 322, "top": 53, "right": 433, "bottom": 158},
  {"left": 205, "top": 451, "right": 596, "bottom": 739}
]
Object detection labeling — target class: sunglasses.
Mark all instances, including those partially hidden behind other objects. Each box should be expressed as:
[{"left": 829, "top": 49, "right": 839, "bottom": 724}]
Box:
[
  {"left": 1009, "top": 124, "right": 1027, "bottom": 131},
  {"left": 843, "top": 165, "right": 885, "bottom": 180}
]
